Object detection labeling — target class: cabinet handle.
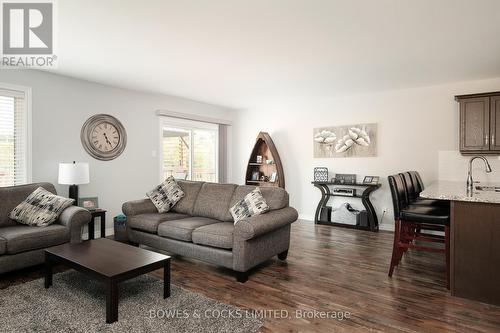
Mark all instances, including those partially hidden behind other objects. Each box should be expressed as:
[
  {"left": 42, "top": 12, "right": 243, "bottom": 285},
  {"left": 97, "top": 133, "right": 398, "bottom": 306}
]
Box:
[
  {"left": 493, "top": 134, "right": 496, "bottom": 146},
  {"left": 485, "top": 134, "right": 489, "bottom": 146}
]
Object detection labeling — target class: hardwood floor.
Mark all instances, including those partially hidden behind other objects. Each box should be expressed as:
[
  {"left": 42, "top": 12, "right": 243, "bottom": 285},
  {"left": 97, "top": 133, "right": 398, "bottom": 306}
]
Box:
[{"left": 1, "top": 221, "right": 500, "bottom": 332}]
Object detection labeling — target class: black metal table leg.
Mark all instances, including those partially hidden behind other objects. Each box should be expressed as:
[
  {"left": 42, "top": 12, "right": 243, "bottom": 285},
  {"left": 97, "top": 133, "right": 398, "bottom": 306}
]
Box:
[
  {"left": 164, "top": 259, "right": 171, "bottom": 299},
  {"left": 44, "top": 252, "right": 53, "bottom": 288}
]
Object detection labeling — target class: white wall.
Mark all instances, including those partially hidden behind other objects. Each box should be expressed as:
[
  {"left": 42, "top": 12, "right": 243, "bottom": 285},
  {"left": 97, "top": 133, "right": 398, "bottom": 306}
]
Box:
[
  {"left": 0, "top": 70, "right": 233, "bottom": 235},
  {"left": 230, "top": 77, "right": 500, "bottom": 231}
]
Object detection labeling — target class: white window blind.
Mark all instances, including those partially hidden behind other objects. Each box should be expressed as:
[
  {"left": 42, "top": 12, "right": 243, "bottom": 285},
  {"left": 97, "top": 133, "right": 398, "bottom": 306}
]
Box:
[{"left": 0, "top": 88, "right": 29, "bottom": 186}]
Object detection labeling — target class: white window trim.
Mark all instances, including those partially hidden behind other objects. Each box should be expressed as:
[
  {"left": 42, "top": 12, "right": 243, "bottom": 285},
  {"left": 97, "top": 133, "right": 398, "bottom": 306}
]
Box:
[
  {"left": 0, "top": 82, "right": 32, "bottom": 184},
  {"left": 158, "top": 116, "right": 219, "bottom": 183}
]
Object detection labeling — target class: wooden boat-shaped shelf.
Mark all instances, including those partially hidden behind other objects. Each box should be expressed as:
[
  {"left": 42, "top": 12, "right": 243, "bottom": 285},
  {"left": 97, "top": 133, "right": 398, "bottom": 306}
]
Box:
[{"left": 245, "top": 132, "right": 285, "bottom": 188}]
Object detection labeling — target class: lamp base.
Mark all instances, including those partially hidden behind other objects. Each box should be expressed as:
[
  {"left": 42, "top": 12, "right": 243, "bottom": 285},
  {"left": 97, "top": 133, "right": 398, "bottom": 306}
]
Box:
[{"left": 69, "top": 185, "right": 79, "bottom": 206}]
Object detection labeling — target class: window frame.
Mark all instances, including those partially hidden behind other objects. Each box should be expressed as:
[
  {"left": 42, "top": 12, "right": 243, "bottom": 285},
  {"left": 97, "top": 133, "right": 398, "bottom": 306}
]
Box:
[
  {"left": 0, "top": 82, "right": 32, "bottom": 186},
  {"left": 158, "top": 116, "right": 219, "bottom": 183}
]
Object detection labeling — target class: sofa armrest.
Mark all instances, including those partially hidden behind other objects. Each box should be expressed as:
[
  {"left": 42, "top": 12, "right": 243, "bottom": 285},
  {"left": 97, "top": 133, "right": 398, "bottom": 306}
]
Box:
[
  {"left": 122, "top": 199, "right": 157, "bottom": 216},
  {"left": 234, "top": 207, "right": 298, "bottom": 240},
  {"left": 57, "top": 206, "right": 92, "bottom": 243}
]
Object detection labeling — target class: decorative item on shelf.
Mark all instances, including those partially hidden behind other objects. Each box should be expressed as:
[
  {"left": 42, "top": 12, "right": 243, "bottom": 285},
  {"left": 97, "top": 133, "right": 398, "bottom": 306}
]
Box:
[
  {"left": 332, "top": 188, "right": 356, "bottom": 197},
  {"left": 333, "top": 173, "right": 356, "bottom": 185},
  {"left": 78, "top": 197, "right": 99, "bottom": 211},
  {"left": 58, "top": 161, "right": 90, "bottom": 205},
  {"left": 260, "top": 175, "right": 270, "bottom": 182},
  {"left": 313, "top": 123, "right": 377, "bottom": 158},
  {"left": 313, "top": 167, "right": 329, "bottom": 182},
  {"left": 251, "top": 171, "right": 260, "bottom": 181},
  {"left": 270, "top": 171, "right": 278, "bottom": 183},
  {"left": 245, "top": 132, "right": 285, "bottom": 188},
  {"left": 363, "top": 176, "right": 380, "bottom": 185},
  {"left": 332, "top": 203, "right": 367, "bottom": 226},
  {"left": 81, "top": 114, "right": 127, "bottom": 161}
]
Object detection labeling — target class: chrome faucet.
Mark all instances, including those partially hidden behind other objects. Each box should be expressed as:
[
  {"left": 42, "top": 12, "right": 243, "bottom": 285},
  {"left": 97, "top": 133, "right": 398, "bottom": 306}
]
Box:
[{"left": 467, "top": 156, "right": 492, "bottom": 191}]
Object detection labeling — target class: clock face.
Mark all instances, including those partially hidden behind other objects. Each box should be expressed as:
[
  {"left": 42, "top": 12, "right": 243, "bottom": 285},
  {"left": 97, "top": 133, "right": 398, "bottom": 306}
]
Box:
[
  {"left": 91, "top": 122, "right": 120, "bottom": 152},
  {"left": 81, "top": 114, "right": 127, "bottom": 161}
]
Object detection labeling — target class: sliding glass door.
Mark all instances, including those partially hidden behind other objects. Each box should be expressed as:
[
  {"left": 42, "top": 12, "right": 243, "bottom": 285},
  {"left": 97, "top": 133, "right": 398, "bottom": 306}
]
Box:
[{"left": 160, "top": 117, "right": 218, "bottom": 182}]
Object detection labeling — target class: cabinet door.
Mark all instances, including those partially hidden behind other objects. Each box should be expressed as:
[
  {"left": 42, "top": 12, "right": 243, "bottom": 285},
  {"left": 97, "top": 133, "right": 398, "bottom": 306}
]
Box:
[
  {"left": 460, "top": 97, "right": 490, "bottom": 152},
  {"left": 490, "top": 96, "right": 500, "bottom": 151}
]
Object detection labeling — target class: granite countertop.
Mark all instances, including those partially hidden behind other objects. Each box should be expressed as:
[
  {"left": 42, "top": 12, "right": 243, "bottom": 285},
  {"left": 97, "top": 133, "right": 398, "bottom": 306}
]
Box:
[{"left": 420, "top": 181, "right": 500, "bottom": 204}]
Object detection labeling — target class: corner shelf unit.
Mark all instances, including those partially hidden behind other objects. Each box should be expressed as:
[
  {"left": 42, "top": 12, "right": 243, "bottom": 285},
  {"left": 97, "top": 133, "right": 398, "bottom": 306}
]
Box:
[{"left": 245, "top": 132, "right": 285, "bottom": 188}]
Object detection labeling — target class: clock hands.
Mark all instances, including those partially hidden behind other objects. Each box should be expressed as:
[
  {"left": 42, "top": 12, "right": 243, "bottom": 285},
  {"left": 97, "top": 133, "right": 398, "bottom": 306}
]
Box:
[{"left": 103, "top": 133, "right": 112, "bottom": 146}]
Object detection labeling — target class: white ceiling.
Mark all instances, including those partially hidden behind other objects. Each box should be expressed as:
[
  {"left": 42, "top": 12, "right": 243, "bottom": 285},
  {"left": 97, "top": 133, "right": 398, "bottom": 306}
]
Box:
[{"left": 50, "top": 0, "right": 500, "bottom": 109}]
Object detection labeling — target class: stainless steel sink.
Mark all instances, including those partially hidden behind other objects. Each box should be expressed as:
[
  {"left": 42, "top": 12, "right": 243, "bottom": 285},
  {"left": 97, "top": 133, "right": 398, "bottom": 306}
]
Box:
[{"left": 475, "top": 185, "right": 500, "bottom": 192}]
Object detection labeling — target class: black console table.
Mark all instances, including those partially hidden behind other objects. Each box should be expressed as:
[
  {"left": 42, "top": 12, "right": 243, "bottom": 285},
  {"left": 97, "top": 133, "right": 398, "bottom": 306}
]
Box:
[{"left": 311, "top": 181, "right": 381, "bottom": 232}]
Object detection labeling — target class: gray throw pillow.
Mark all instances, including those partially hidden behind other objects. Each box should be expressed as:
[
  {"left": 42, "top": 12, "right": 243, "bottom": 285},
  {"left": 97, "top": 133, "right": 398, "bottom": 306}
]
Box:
[
  {"left": 147, "top": 176, "right": 185, "bottom": 213},
  {"left": 10, "top": 187, "right": 74, "bottom": 227},
  {"left": 230, "top": 187, "right": 270, "bottom": 223}
]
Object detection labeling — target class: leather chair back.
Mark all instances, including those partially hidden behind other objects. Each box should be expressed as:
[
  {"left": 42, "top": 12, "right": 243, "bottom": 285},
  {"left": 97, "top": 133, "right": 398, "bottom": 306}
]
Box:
[
  {"left": 388, "top": 174, "right": 408, "bottom": 220},
  {"left": 409, "top": 171, "right": 424, "bottom": 195},
  {"left": 399, "top": 172, "right": 415, "bottom": 202}
]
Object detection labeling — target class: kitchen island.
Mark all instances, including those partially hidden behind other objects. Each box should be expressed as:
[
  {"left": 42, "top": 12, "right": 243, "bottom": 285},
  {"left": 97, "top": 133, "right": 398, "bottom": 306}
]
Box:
[{"left": 421, "top": 181, "right": 500, "bottom": 306}]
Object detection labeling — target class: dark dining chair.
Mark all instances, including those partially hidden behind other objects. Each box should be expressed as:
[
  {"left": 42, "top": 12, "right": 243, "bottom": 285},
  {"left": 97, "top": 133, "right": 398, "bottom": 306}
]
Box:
[{"left": 388, "top": 173, "right": 450, "bottom": 289}]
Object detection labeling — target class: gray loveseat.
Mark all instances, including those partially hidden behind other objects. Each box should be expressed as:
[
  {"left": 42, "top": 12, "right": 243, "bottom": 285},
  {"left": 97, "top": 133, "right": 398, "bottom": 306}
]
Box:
[
  {"left": 122, "top": 181, "right": 298, "bottom": 282},
  {"left": 0, "top": 182, "right": 91, "bottom": 274}
]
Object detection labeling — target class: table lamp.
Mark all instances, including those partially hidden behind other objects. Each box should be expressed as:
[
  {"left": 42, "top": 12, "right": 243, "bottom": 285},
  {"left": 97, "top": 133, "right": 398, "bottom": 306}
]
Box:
[{"left": 58, "top": 161, "right": 90, "bottom": 205}]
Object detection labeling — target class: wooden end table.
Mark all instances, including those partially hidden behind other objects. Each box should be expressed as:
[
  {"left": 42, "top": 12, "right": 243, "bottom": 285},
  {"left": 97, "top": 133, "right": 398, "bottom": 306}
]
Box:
[
  {"left": 88, "top": 209, "right": 106, "bottom": 240},
  {"left": 45, "top": 239, "right": 171, "bottom": 324}
]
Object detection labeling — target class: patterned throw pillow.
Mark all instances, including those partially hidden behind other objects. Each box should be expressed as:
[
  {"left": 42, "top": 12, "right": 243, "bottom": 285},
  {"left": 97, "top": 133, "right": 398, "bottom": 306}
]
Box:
[
  {"left": 10, "top": 187, "right": 74, "bottom": 227},
  {"left": 147, "top": 176, "right": 185, "bottom": 213},
  {"left": 230, "top": 187, "right": 270, "bottom": 223}
]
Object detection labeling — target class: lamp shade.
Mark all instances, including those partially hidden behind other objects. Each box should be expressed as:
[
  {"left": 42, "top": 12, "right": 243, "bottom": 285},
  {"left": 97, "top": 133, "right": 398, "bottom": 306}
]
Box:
[{"left": 58, "top": 162, "right": 90, "bottom": 185}]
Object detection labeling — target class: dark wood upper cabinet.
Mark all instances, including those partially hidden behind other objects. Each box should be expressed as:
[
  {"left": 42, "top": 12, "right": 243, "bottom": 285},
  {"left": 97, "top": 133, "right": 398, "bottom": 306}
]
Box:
[
  {"left": 491, "top": 96, "right": 500, "bottom": 151},
  {"left": 455, "top": 92, "right": 500, "bottom": 155}
]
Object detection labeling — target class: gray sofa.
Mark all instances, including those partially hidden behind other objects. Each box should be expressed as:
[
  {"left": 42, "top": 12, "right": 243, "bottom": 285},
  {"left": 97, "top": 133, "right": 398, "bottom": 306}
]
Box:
[
  {"left": 122, "top": 181, "right": 298, "bottom": 282},
  {"left": 0, "top": 182, "right": 92, "bottom": 274}
]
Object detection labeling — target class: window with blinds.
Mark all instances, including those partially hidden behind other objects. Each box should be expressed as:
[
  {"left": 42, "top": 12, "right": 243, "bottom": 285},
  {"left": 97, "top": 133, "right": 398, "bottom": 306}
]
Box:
[{"left": 0, "top": 88, "right": 29, "bottom": 187}]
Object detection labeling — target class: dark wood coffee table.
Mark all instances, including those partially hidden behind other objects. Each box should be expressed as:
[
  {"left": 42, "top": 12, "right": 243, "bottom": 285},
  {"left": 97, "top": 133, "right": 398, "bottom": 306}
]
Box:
[{"left": 45, "top": 238, "right": 171, "bottom": 324}]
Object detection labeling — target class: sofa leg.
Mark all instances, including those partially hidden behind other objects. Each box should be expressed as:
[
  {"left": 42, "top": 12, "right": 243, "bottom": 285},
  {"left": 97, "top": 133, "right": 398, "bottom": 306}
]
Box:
[
  {"left": 128, "top": 241, "right": 139, "bottom": 247},
  {"left": 236, "top": 271, "right": 249, "bottom": 283},
  {"left": 278, "top": 250, "right": 288, "bottom": 261}
]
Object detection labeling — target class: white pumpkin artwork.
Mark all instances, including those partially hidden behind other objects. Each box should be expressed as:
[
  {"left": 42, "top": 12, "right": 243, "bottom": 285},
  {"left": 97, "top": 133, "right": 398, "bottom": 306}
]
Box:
[{"left": 313, "top": 123, "right": 377, "bottom": 158}]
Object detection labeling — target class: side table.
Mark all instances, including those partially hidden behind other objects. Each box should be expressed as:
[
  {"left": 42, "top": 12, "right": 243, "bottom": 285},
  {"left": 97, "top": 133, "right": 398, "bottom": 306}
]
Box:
[{"left": 88, "top": 209, "right": 107, "bottom": 240}]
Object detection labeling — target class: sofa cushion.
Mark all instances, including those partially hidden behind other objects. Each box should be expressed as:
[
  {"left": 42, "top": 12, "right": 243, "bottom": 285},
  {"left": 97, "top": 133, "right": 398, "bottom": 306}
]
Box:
[
  {"left": 230, "top": 188, "right": 270, "bottom": 223},
  {"left": 0, "top": 237, "right": 6, "bottom": 255},
  {"left": 9, "top": 187, "right": 74, "bottom": 227},
  {"left": 193, "top": 183, "right": 237, "bottom": 221},
  {"left": 157, "top": 217, "right": 220, "bottom": 242},
  {"left": 128, "top": 213, "right": 188, "bottom": 233},
  {"left": 146, "top": 176, "right": 185, "bottom": 213},
  {"left": 0, "top": 225, "right": 70, "bottom": 254},
  {"left": 230, "top": 185, "right": 289, "bottom": 212},
  {"left": 172, "top": 180, "right": 204, "bottom": 215},
  {"left": 192, "top": 222, "right": 234, "bottom": 249},
  {"left": 0, "top": 183, "right": 57, "bottom": 228}
]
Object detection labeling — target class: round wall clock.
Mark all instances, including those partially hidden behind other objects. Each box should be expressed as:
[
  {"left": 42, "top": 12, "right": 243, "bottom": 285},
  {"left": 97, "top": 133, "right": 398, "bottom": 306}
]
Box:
[{"left": 81, "top": 114, "right": 127, "bottom": 161}]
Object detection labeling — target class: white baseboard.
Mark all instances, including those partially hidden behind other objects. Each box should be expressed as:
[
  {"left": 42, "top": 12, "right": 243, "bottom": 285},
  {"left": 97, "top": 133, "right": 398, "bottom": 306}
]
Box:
[{"left": 298, "top": 213, "right": 394, "bottom": 231}]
